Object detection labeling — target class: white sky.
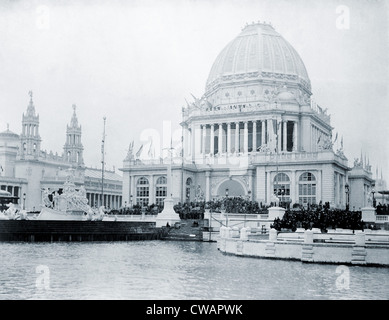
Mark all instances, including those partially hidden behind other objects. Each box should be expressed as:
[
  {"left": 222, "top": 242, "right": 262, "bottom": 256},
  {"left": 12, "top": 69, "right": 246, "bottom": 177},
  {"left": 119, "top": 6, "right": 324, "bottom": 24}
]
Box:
[{"left": 0, "top": 0, "right": 388, "bottom": 182}]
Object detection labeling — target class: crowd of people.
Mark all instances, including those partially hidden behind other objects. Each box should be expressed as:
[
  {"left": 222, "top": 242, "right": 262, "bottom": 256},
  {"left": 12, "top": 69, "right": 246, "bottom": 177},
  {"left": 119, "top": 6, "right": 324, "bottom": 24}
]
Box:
[
  {"left": 376, "top": 203, "right": 389, "bottom": 215},
  {"left": 108, "top": 203, "right": 163, "bottom": 216},
  {"left": 106, "top": 198, "right": 385, "bottom": 230},
  {"left": 271, "top": 202, "right": 365, "bottom": 232}
]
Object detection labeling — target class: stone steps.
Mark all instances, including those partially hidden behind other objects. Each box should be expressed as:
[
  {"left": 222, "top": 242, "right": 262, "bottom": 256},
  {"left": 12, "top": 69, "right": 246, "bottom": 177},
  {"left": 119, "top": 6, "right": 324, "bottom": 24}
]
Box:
[{"left": 162, "top": 219, "right": 204, "bottom": 241}]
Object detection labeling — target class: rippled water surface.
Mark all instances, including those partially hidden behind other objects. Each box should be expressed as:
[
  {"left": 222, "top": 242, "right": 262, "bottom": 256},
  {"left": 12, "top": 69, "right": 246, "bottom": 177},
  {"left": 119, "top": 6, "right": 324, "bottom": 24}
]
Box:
[{"left": 0, "top": 241, "right": 388, "bottom": 300}]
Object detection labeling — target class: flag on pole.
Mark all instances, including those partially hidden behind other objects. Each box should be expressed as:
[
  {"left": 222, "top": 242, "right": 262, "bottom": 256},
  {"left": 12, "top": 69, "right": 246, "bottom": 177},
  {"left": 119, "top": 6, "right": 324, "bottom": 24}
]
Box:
[
  {"left": 136, "top": 144, "right": 143, "bottom": 158},
  {"left": 148, "top": 139, "right": 154, "bottom": 158}
]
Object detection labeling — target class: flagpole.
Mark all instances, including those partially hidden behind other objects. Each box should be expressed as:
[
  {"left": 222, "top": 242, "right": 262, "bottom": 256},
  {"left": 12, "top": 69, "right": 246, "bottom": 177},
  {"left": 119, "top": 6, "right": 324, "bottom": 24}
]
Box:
[
  {"left": 181, "top": 107, "right": 185, "bottom": 203},
  {"left": 101, "top": 117, "right": 106, "bottom": 207}
]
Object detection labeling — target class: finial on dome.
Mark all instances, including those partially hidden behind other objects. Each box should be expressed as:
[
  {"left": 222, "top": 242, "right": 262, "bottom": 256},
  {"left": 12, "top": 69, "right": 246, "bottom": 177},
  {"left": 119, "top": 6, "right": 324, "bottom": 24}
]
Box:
[
  {"left": 6, "top": 123, "right": 9, "bottom": 131},
  {"left": 72, "top": 104, "right": 76, "bottom": 112},
  {"left": 28, "top": 90, "right": 33, "bottom": 101}
]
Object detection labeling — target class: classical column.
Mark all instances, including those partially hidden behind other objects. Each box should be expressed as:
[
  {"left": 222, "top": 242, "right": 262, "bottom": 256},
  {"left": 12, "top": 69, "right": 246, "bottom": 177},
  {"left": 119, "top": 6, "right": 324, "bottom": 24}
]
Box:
[
  {"left": 149, "top": 175, "right": 154, "bottom": 204},
  {"left": 205, "top": 171, "right": 211, "bottom": 202},
  {"left": 235, "top": 122, "right": 239, "bottom": 153},
  {"left": 277, "top": 120, "right": 282, "bottom": 152},
  {"left": 261, "top": 120, "right": 265, "bottom": 146},
  {"left": 267, "top": 119, "right": 272, "bottom": 147},
  {"left": 131, "top": 175, "right": 135, "bottom": 204},
  {"left": 202, "top": 125, "right": 206, "bottom": 154},
  {"left": 188, "top": 126, "right": 192, "bottom": 156},
  {"left": 248, "top": 170, "right": 253, "bottom": 200},
  {"left": 192, "top": 123, "right": 198, "bottom": 156},
  {"left": 292, "top": 122, "right": 297, "bottom": 151},
  {"left": 218, "top": 123, "right": 223, "bottom": 154},
  {"left": 243, "top": 121, "right": 248, "bottom": 154},
  {"left": 252, "top": 120, "right": 257, "bottom": 152},
  {"left": 210, "top": 124, "right": 215, "bottom": 155},
  {"left": 227, "top": 122, "right": 231, "bottom": 154},
  {"left": 183, "top": 125, "right": 188, "bottom": 157},
  {"left": 291, "top": 170, "right": 297, "bottom": 204},
  {"left": 283, "top": 121, "right": 287, "bottom": 151}
]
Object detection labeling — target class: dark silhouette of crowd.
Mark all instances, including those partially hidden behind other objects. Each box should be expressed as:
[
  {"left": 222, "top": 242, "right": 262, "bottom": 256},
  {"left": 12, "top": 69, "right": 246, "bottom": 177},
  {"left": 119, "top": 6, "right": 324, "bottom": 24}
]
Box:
[
  {"left": 376, "top": 203, "right": 389, "bottom": 215},
  {"left": 106, "top": 197, "right": 387, "bottom": 230},
  {"left": 173, "top": 202, "right": 205, "bottom": 220},
  {"left": 271, "top": 202, "right": 365, "bottom": 232},
  {"left": 108, "top": 203, "right": 163, "bottom": 215}
]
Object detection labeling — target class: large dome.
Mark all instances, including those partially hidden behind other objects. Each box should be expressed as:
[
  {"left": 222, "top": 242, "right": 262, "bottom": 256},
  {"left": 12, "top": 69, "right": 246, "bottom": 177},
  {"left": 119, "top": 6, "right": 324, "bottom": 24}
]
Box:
[{"left": 205, "top": 22, "right": 311, "bottom": 94}]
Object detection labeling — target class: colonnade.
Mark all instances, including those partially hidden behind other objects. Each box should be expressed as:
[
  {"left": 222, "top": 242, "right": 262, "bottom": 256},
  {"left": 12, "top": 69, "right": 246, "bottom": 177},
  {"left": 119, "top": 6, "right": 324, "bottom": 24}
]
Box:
[
  {"left": 22, "top": 123, "right": 39, "bottom": 137},
  {"left": 86, "top": 192, "right": 122, "bottom": 209},
  {"left": 184, "top": 119, "right": 298, "bottom": 156}
]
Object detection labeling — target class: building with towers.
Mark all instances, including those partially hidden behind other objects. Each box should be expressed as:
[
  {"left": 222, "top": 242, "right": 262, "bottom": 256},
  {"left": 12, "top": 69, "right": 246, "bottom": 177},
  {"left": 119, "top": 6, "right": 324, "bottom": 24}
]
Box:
[
  {"left": 121, "top": 22, "right": 377, "bottom": 211},
  {"left": 0, "top": 92, "right": 122, "bottom": 211}
]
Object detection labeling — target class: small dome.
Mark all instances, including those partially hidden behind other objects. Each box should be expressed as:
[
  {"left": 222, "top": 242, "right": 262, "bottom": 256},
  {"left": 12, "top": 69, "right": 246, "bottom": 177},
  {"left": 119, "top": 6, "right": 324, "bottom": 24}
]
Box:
[{"left": 0, "top": 127, "right": 19, "bottom": 139}]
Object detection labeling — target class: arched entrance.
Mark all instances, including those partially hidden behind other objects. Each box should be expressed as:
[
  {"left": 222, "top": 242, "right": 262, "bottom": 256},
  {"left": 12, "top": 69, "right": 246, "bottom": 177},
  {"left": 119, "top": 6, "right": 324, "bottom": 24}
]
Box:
[{"left": 216, "top": 179, "right": 246, "bottom": 198}]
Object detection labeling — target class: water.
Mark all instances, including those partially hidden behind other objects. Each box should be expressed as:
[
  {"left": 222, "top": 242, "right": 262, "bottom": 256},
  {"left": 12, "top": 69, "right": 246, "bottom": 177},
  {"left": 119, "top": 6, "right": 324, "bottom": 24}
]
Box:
[{"left": 0, "top": 241, "right": 388, "bottom": 300}]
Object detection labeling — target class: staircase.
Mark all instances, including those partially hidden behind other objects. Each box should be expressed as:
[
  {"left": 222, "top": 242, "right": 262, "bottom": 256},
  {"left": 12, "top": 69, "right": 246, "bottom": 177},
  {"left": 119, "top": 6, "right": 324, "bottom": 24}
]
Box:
[{"left": 161, "top": 219, "right": 204, "bottom": 241}]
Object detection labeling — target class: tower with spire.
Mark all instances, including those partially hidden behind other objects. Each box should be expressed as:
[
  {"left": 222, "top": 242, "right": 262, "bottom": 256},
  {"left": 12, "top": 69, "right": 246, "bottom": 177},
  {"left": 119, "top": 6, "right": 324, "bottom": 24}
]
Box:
[
  {"left": 19, "top": 91, "right": 41, "bottom": 159},
  {"left": 63, "top": 104, "right": 84, "bottom": 166}
]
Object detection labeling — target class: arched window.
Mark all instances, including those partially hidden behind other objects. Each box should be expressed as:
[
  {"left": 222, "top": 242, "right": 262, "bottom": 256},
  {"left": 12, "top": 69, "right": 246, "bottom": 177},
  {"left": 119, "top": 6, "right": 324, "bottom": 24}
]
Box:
[
  {"left": 186, "top": 177, "right": 193, "bottom": 202},
  {"left": 155, "top": 176, "right": 167, "bottom": 207},
  {"left": 136, "top": 177, "right": 149, "bottom": 206},
  {"left": 299, "top": 172, "right": 316, "bottom": 205},
  {"left": 273, "top": 173, "right": 290, "bottom": 202},
  {"left": 67, "top": 151, "right": 71, "bottom": 162}
]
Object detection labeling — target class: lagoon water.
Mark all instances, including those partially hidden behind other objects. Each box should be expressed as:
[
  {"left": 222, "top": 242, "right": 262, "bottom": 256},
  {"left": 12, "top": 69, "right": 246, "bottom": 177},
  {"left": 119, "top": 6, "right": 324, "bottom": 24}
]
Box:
[{"left": 0, "top": 241, "right": 388, "bottom": 300}]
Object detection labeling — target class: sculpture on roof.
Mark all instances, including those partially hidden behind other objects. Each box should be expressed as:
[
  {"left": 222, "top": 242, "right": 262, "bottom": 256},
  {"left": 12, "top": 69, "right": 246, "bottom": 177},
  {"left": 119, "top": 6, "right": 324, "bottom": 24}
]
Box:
[{"left": 125, "top": 141, "right": 135, "bottom": 160}]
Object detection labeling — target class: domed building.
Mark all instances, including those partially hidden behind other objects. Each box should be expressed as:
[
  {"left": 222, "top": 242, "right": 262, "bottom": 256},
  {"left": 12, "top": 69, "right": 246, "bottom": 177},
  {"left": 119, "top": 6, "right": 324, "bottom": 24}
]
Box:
[{"left": 121, "top": 22, "right": 370, "bottom": 209}]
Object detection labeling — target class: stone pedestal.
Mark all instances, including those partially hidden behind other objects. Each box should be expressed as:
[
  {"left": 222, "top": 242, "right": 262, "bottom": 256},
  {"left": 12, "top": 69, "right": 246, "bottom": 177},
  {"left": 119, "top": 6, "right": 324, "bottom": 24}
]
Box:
[
  {"left": 268, "top": 206, "right": 286, "bottom": 221},
  {"left": 155, "top": 198, "right": 181, "bottom": 227},
  {"left": 240, "top": 227, "right": 251, "bottom": 240},
  {"left": 219, "top": 226, "right": 226, "bottom": 238},
  {"left": 352, "top": 231, "right": 367, "bottom": 265},
  {"left": 266, "top": 228, "right": 278, "bottom": 257},
  {"left": 225, "top": 227, "right": 232, "bottom": 238},
  {"left": 269, "top": 228, "right": 278, "bottom": 241},
  {"left": 354, "top": 231, "right": 366, "bottom": 246},
  {"left": 302, "top": 229, "right": 314, "bottom": 262},
  {"left": 304, "top": 229, "right": 314, "bottom": 244},
  {"left": 361, "top": 207, "right": 376, "bottom": 223}
]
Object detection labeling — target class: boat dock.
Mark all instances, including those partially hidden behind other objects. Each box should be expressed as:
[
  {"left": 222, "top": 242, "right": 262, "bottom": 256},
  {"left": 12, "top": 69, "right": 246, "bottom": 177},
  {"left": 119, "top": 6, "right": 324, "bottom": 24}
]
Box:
[{"left": 0, "top": 220, "right": 168, "bottom": 242}]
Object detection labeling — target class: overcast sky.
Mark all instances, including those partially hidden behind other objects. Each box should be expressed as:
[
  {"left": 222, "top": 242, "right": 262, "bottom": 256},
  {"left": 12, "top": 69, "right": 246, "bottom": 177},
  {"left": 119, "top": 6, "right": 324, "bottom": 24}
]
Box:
[{"left": 0, "top": 0, "right": 388, "bottom": 182}]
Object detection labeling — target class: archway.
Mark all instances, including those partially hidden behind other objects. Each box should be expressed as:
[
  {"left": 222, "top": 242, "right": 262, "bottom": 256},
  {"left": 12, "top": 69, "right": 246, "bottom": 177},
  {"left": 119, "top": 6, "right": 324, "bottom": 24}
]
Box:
[{"left": 216, "top": 179, "right": 246, "bottom": 198}]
